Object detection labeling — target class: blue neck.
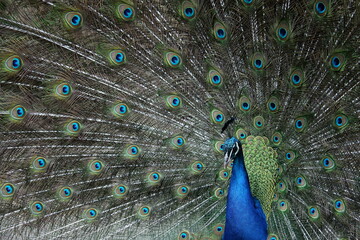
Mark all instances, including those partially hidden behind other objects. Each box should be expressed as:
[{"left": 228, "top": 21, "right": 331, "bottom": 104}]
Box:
[{"left": 223, "top": 149, "right": 268, "bottom": 240}]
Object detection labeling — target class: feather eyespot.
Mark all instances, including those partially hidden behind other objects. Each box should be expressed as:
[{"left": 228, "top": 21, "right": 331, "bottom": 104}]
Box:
[
  {"left": 267, "top": 96, "right": 280, "bottom": 113},
  {"left": 271, "top": 132, "right": 282, "bottom": 145},
  {"left": 178, "top": 231, "right": 191, "bottom": 240},
  {"left": 164, "top": 52, "right": 182, "bottom": 68},
  {"left": 322, "top": 155, "right": 335, "bottom": 171},
  {"left": 32, "top": 157, "right": 48, "bottom": 171},
  {"left": 58, "top": 186, "right": 73, "bottom": 200},
  {"left": 285, "top": 151, "right": 296, "bottom": 161},
  {"left": 278, "top": 181, "right": 286, "bottom": 192},
  {"left": 214, "top": 188, "right": 225, "bottom": 199},
  {"left": 191, "top": 161, "right": 205, "bottom": 174},
  {"left": 30, "top": 201, "right": 45, "bottom": 215},
  {"left": 289, "top": 69, "right": 305, "bottom": 87},
  {"left": 117, "top": 4, "right": 135, "bottom": 21},
  {"left": 138, "top": 206, "right": 151, "bottom": 218},
  {"left": 1, "top": 183, "right": 15, "bottom": 198},
  {"left": 219, "top": 170, "right": 230, "bottom": 180},
  {"left": 124, "top": 145, "right": 141, "bottom": 159},
  {"left": 64, "top": 12, "right": 83, "bottom": 29},
  {"left": 295, "top": 176, "right": 307, "bottom": 188},
  {"left": 181, "top": 1, "right": 196, "bottom": 20},
  {"left": 333, "top": 113, "right": 348, "bottom": 129},
  {"left": 166, "top": 95, "right": 182, "bottom": 109},
  {"left": 210, "top": 109, "right": 225, "bottom": 124},
  {"left": 5, "top": 55, "right": 23, "bottom": 72},
  {"left": 253, "top": 116, "right": 265, "bottom": 129},
  {"left": 109, "top": 50, "right": 126, "bottom": 65},
  {"left": 113, "top": 184, "right": 128, "bottom": 198},
  {"left": 314, "top": 1, "right": 329, "bottom": 16},
  {"left": 113, "top": 102, "right": 129, "bottom": 117},
  {"left": 242, "top": 0, "right": 254, "bottom": 6},
  {"left": 238, "top": 96, "right": 251, "bottom": 112},
  {"left": 278, "top": 200, "right": 289, "bottom": 212},
  {"left": 334, "top": 199, "right": 345, "bottom": 213},
  {"left": 267, "top": 234, "right": 278, "bottom": 240},
  {"left": 235, "top": 128, "right": 247, "bottom": 140},
  {"left": 329, "top": 53, "right": 345, "bottom": 71},
  {"left": 294, "top": 117, "right": 307, "bottom": 132},
  {"left": 10, "top": 105, "right": 26, "bottom": 120},
  {"left": 147, "top": 172, "right": 161, "bottom": 185},
  {"left": 308, "top": 206, "right": 320, "bottom": 220},
  {"left": 208, "top": 69, "right": 223, "bottom": 87},
  {"left": 213, "top": 224, "right": 225, "bottom": 236},
  {"left": 171, "top": 136, "right": 185, "bottom": 148},
  {"left": 214, "top": 141, "right": 225, "bottom": 153},
  {"left": 88, "top": 160, "right": 104, "bottom": 174},
  {"left": 251, "top": 53, "right": 266, "bottom": 70},
  {"left": 176, "top": 185, "right": 190, "bottom": 198},
  {"left": 213, "top": 22, "right": 227, "bottom": 41},
  {"left": 55, "top": 83, "right": 72, "bottom": 98},
  {"left": 65, "top": 120, "right": 82, "bottom": 135},
  {"left": 83, "top": 208, "right": 99, "bottom": 220}
]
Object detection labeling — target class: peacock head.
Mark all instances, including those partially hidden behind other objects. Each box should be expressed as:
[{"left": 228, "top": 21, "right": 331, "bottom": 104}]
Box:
[{"left": 223, "top": 137, "right": 242, "bottom": 168}]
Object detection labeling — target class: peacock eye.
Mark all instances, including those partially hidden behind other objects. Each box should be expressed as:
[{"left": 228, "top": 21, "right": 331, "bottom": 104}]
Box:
[
  {"left": 253, "top": 116, "right": 265, "bottom": 129},
  {"left": 30, "top": 201, "right": 45, "bottom": 215},
  {"left": 138, "top": 206, "right": 151, "bottom": 218},
  {"left": 5, "top": 55, "right": 23, "bottom": 71},
  {"left": 267, "top": 96, "right": 280, "bottom": 113},
  {"left": 118, "top": 4, "right": 135, "bottom": 21},
  {"left": 213, "top": 22, "right": 227, "bottom": 41},
  {"left": 238, "top": 96, "right": 251, "bottom": 112},
  {"left": 213, "top": 223, "right": 225, "bottom": 236},
  {"left": 211, "top": 109, "right": 225, "bottom": 124},
  {"left": 322, "top": 155, "right": 335, "bottom": 170},
  {"left": 88, "top": 160, "right": 104, "bottom": 174},
  {"left": 83, "top": 208, "right": 99, "bottom": 220},
  {"left": 1, "top": 183, "right": 15, "bottom": 197},
  {"left": 308, "top": 206, "right": 320, "bottom": 220},
  {"left": 289, "top": 69, "right": 305, "bottom": 88},
  {"left": 251, "top": 52, "right": 266, "bottom": 70},
  {"left": 113, "top": 102, "right": 130, "bottom": 117},
  {"left": 10, "top": 105, "right": 26, "bottom": 120},
  {"left": 333, "top": 113, "right": 348, "bottom": 129},
  {"left": 294, "top": 116, "right": 308, "bottom": 132},
  {"left": 334, "top": 199, "right": 345, "bottom": 213},
  {"left": 109, "top": 50, "right": 126, "bottom": 65},
  {"left": 278, "top": 199, "right": 289, "bottom": 212},
  {"left": 64, "top": 12, "right": 83, "bottom": 29},
  {"left": 176, "top": 185, "right": 190, "bottom": 198},
  {"left": 181, "top": 1, "right": 196, "bottom": 20},
  {"left": 208, "top": 69, "right": 223, "bottom": 87},
  {"left": 164, "top": 52, "right": 182, "bottom": 68},
  {"left": 166, "top": 95, "right": 182, "bottom": 109},
  {"left": 113, "top": 184, "right": 128, "bottom": 198}
]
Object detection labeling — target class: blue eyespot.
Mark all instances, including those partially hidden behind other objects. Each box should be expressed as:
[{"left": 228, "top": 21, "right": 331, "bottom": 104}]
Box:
[
  {"left": 216, "top": 114, "right": 223, "bottom": 122},
  {"left": 286, "top": 153, "right": 291, "bottom": 159},
  {"left": 35, "top": 203, "right": 43, "bottom": 211},
  {"left": 295, "top": 120, "right": 303, "bottom": 129},
  {"left": 152, "top": 173, "right": 159, "bottom": 180},
  {"left": 115, "top": 53, "right": 124, "bottom": 63},
  {"left": 297, "top": 177, "right": 302, "bottom": 184},
  {"left": 197, "top": 163, "right": 202, "bottom": 170},
  {"left": 38, "top": 159, "right": 45, "bottom": 167},
  {"left": 131, "top": 146, "right": 138, "bottom": 155},
  {"left": 240, "top": 133, "right": 245, "bottom": 138},
  {"left": 280, "top": 201, "right": 285, "bottom": 207},
  {"left": 12, "top": 58, "right": 21, "bottom": 69},
  {"left": 278, "top": 28, "right": 287, "bottom": 39},
  {"left": 119, "top": 186, "right": 125, "bottom": 193},
  {"left": 89, "top": 209, "right": 96, "bottom": 216},
  {"left": 220, "top": 144, "right": 224, "bottom": 151},
  {"left": 63, "top": 188, "right": 71, "bottom": 196},
  {"left": 94, "top": 162, "right": 102, "bottom": 170},
  {"left": 171, "top": 56, "right": 180, "bottom": 65},
  {"left": 184, "top": 7, "right": 194, "bottom": 17},
  {"left": 331, "top": 56, "right": 340, "bottom": 68},
  {"left": 123, "top": 8, "right": 133, "bottom": 18},
  {"left": 273, "top": 136, "right": 279, "bottom": 142},
  {"left": 292, "top": 74, "right": 301, "bottom": 84},
  {"left": 142, "top": 207, "right": 149, "bottom": 214},
  {"left": 119, "top": 104, "right": 127, "bottom": 114},
  {"left": 62, "top": 85, "right": 70, "bottom": 95},
  {"left": 316, "top": 2, "right": 326, "bottom": 14},
  {"left": 242, "top": 102, "right": 250, "bottom": 110},
  {"left": 181, "top": 233, "right": 187, "bottom": 238},
  {"left": 269, "top": 102, "right": 277, "bottom": 111},
  {"left": 256, "top": 121, "right": 262, "bottom": 127},
  {"left": 172, "top": 97, "right": 180, "bottom": 107},
  {"left": 181, "top": 187, "right": 187, "bottom": 193},
  {"left": 217, "top": 226, "right": 223, "bottom": 232},
  {"left": 323, "top": 158, "right": 330, "bottom": 166},
  {"left": 216, "top": 28, "right": 226, "bottom": 39},
  {"left": 254, "top": 59, "right": 263, "bottom": 69},
  {"left": 71, "top": 15, "right": 81, "bottom": 26},
  {"left": 72, "top": 122, "right": 79, "bottom": 131},
  {"left": 177, "top": 137, "right": 184, "bottom": 146},
  {"left": 212, "top": 75, "right": 221, "bottom": 84},
  {"left": 244, "top": 0, "right": 253, "bottom": 3},
  {"left": 16, "top": 107, "right": 25, "bottom": 117}
]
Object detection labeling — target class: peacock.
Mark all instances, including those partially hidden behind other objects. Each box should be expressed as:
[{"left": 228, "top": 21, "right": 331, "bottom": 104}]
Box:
[{"left": 0, "top": 0, "right": 359, "bottom": 239}]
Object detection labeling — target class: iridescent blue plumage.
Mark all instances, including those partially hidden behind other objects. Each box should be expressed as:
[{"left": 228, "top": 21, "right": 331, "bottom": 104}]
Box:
[{"left": 223, "top": 137, "right": 267, "bottom": 240}]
